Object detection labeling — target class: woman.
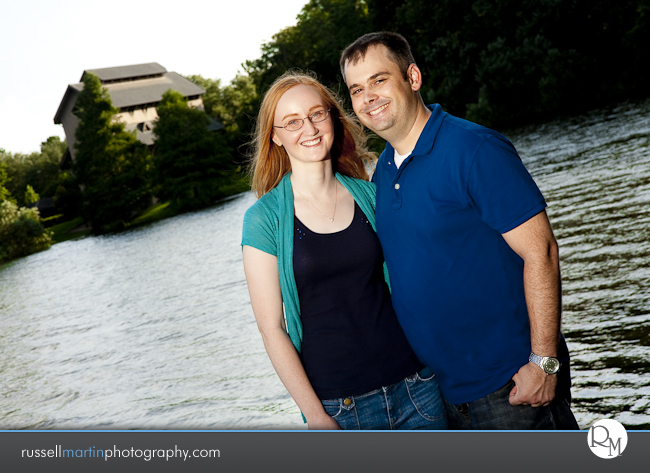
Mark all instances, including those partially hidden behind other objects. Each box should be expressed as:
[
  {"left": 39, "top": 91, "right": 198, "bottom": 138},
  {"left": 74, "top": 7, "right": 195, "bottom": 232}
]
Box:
[{"left": 241, "top": 71, "right": 447, "bottom": 430}]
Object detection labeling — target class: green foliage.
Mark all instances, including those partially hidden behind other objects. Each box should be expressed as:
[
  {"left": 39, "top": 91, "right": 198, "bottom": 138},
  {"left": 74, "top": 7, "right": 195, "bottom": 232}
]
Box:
[
  {"left": 53, "top": 170, "right": 82, "bottom": 220},
  {"left": 374, "top": 0, "right": 650, "bottom": 126},
  {"left": 73, "top": 73, "right": 152, "bottom": 233},
  {"left": 24, "top": 185, "right": 39, "bottom": 205},
  {"left": 153, "top": 90, "right": 234, "bottom": 211},
  {"left": 0, "top": 136, "right": 66, "bottom": 207},
  {"left": 0, "top": 200, "right": 52, "bottom": 263},
  {"left": 0, "top": 161, "right": 13, "bottom": 203},
  {"left": 242, "top": 0, "right": 650, "bottom": 128},
  {"left": 184, "top": 75, "right": 223, "bottom": 119},
  {"left": 245, "top": 0, "right": 373, "bottom": 94},
  {"left": 186, "top": 74, "right": 259, "bottom": 159}
]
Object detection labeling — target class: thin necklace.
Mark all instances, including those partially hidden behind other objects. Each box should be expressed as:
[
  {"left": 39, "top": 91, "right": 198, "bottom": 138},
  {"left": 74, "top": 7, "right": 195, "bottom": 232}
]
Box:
[{"left": 294, "top": 181, "right": 338, "bottom": 222}]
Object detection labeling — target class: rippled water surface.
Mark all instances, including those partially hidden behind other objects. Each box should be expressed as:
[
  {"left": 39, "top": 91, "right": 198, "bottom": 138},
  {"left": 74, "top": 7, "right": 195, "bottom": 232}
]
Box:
[
  {"left": 508, "top": 99, "right": 650, "bottom": 429},
  {"left": 2, "top": 99, "right": 649, "bottom": 430},
  {"left": 0, "top": 194, "right": 303, "bottom": 429}
]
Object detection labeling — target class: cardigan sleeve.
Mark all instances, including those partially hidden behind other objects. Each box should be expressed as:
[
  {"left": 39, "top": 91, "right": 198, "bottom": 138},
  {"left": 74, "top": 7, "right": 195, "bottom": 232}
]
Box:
[{"left": 241, "top": 196, "right": 278, "bottom": 256}]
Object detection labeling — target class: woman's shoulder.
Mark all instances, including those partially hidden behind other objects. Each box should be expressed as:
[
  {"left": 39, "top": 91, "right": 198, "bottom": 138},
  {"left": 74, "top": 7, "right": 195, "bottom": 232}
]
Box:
[
  {"left": 243, "top": 189, "right": 280, "bottom": 224},
  {"left": 337, "top": 173, "right": 376, "bottom": 190},
  {"left": 337, "top": 174, "right": 376, "bottom": 203}
]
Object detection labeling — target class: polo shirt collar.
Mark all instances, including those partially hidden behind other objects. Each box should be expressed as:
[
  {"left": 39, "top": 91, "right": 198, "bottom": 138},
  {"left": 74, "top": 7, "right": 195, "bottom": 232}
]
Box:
[{"left": 378, "top": 104, "right": 446, "bottom": 170}]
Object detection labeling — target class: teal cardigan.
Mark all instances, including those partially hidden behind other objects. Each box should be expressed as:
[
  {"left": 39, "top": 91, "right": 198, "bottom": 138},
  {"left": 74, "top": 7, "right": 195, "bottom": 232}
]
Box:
[{"left": 241, "top": 172, "right": 390, "bottom": 353}]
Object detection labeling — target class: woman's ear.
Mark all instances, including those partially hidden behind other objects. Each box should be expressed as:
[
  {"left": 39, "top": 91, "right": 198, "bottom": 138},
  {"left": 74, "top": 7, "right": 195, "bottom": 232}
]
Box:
[{"left": 271, "top": 133, "right": 283, "bottom": 147}]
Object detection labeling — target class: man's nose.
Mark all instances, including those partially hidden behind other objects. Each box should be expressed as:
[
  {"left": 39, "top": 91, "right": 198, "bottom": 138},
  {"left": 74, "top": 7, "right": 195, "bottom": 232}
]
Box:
[{"left": 363, "top": 89, "right": 378, "bottom": 104}]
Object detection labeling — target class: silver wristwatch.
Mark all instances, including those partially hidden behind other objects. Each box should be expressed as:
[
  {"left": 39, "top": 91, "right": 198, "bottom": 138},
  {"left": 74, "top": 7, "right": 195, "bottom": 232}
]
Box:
[{"left": 529, "top": 352, "right": 561, "bottom": 375}]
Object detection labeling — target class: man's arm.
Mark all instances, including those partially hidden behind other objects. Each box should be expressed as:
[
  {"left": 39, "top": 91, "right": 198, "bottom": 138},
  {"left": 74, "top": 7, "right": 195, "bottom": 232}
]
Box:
[{"left": 501, "top": 210, "right": 561, "bottom": 407}]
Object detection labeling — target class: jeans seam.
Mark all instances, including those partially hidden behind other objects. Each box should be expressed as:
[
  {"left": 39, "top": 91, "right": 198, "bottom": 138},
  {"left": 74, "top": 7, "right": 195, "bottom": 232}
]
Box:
[
  {"left": 382, "top": 386, "right": 395, "bottom": 430},
  {"left": 405, "top": 378, "right": 446, "bottom": 422}
]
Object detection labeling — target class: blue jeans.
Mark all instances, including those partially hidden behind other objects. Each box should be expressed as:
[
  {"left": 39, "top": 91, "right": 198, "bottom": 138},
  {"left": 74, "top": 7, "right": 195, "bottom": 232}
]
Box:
[
  {"left": 321, "top": 367, "right": 448, "bottom": 430},
  {"left": 444, "top": 379, "right": 580, "bottom": 430}
]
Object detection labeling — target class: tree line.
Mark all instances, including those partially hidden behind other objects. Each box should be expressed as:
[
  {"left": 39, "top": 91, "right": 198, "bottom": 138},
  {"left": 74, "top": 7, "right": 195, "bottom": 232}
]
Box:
[
  {"left": 2, "top": 0, "right": 648, "bottom": 263},
  {"left": 244, "top": 0, "right": 650, "bottom": 129}
]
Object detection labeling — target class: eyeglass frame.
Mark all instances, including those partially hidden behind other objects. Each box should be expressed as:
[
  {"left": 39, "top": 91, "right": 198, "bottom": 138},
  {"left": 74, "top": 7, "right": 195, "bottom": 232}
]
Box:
[{"left": 273, "top": 109, "right": 332, "bottom": 132}]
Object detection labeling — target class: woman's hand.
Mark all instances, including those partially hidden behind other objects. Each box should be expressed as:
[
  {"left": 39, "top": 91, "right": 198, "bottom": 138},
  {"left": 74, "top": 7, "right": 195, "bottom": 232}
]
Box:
[
  {"left": 308, "top": 413, "right": 341, "bottom": 430},
  {"left": 243, "top": 246, "right": 341, "bottom": 430}
]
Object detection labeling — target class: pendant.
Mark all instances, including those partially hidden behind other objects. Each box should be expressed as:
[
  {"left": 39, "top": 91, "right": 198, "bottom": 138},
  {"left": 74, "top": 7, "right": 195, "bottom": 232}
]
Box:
[{"left": 329, "top": 218, "right": 334, "bottom": 222}]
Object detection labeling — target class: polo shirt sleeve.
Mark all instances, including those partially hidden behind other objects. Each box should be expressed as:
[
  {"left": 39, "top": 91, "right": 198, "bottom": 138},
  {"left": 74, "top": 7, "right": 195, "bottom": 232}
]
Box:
[
  {"left": 466, "top": 134, "right": 547, "bottom": 234},
  {"left": 241, "top": 200, "right": 278, "bottom": 256}
]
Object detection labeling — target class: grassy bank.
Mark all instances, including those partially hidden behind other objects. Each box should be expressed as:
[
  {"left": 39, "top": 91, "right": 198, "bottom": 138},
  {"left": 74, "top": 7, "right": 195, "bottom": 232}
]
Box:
[{"left": 49, "top": 171, "right": 251, "bottom": 243}]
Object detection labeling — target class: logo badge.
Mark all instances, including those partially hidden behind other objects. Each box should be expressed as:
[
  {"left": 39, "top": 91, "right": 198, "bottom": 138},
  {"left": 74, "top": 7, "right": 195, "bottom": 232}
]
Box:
[{"left": 588, "top": 419, "right": 628, "bottom": 459}]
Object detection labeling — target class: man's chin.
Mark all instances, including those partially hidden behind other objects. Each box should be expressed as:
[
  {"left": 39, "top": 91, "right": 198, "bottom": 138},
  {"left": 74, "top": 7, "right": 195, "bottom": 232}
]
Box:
[{"left": 362, "top": 119, "right": 391, "bottom": 135}]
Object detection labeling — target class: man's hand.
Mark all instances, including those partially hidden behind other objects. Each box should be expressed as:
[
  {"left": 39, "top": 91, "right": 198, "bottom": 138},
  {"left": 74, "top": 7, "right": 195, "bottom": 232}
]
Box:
[{"left": 509, "top": 362, "right": 557, "bottom": 407}]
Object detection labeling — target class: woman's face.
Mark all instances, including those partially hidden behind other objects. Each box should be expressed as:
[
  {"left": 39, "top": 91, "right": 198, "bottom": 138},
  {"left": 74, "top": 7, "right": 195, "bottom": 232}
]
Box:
[{"left": 271, "top": 84, "right": 334, "bottom": 166}]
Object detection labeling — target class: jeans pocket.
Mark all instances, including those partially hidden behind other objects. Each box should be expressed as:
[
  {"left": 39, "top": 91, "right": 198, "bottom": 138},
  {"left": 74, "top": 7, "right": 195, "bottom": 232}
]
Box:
[
  {"left": 406, "top": 370, "right": 446, "bottom": 422},
  {"left": 321, "top": 400, "right": 342, "bottom": 418}
]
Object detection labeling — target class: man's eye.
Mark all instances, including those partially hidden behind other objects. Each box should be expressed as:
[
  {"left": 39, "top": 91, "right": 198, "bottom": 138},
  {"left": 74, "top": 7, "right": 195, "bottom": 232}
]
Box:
[
  {"left": 351, "top": 88, "right": 362, "bottom": 95},
  {"left": 375, "top": 79, "right": 385, "bottom": 85}
]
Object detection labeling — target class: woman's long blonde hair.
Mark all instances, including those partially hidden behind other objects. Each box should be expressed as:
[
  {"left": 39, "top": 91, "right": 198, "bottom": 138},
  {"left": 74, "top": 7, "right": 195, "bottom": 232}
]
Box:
[{"left": 248, "top": 71, "right": 376, "bottom": 198}]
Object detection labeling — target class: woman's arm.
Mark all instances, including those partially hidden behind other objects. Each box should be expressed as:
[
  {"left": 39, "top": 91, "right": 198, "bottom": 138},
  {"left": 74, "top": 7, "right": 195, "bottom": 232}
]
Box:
[{"left": 242, "top": 245, "right": 340, "bottom": 430}]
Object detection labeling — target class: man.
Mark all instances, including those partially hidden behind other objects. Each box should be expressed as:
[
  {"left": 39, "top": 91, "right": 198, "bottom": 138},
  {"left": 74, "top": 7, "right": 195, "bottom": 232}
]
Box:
[{"left": 340, "top": 32, "right": 578, "bottom": 429}]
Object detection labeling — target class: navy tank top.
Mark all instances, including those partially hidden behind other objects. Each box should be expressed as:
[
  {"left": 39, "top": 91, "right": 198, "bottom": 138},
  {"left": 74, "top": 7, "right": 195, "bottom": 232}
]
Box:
[{"left": 293, "top": 202, "right": 422, "bottom": 399}]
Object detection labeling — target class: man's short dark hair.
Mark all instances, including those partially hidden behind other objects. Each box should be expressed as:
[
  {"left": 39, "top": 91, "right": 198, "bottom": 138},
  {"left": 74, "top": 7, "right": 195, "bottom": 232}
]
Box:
[{"left": 340, "top": 31, "right": 416, "bottom": 82}]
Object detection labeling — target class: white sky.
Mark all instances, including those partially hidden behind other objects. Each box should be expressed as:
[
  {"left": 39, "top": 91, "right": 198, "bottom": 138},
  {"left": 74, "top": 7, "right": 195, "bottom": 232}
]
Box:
[{"left": 0, "top": 0, "right": 308, "bottom": 154}]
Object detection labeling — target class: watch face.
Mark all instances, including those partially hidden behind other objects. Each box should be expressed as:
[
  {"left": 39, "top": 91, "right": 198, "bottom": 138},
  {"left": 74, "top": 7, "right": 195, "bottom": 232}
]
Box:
[{"left": 543, "top": 358, "right": 561, "bottom": 374}]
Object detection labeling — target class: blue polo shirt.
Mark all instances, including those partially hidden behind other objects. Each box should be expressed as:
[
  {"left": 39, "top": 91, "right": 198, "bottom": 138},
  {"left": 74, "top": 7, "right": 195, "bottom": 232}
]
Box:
[{"left": 373, "top": 104, "right": 548, "bottom": 404}]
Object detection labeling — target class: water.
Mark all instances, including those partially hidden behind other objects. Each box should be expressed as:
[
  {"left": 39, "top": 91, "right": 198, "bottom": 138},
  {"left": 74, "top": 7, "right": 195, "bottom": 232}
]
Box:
[
  {"left": 2, "top": 99, "right": 649, "bottom": 430},
  {"left": 507, "top": 99, "right": 650, "bottom": 429},
  {"left": 0, "top": 194, "right": 303, "bottom": 430}
]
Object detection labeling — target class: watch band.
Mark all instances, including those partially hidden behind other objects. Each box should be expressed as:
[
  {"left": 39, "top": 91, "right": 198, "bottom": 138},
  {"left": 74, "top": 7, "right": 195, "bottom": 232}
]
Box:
[{"left": 529, "top": 352, "right": 561, "bottom": 375}]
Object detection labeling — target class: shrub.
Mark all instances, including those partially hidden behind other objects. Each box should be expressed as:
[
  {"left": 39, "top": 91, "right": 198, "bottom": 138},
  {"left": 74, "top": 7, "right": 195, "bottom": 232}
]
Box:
[{"left": 0, "top": 200, "right": 52, "bottom": 263}]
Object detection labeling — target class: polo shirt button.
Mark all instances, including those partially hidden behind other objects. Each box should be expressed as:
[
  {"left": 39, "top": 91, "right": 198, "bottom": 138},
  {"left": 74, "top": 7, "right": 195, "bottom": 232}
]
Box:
[
  {"left": 343, "top": 398, "right": 352, "bottom": 406},
  {"left": 394, "top": 183, "right": 401, "bottom": 190}
]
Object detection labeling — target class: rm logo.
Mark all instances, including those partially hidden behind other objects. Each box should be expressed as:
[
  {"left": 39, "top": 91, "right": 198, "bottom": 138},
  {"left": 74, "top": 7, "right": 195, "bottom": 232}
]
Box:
[{"left": 588, "top": 419, "right": 628, "bottom": 459}]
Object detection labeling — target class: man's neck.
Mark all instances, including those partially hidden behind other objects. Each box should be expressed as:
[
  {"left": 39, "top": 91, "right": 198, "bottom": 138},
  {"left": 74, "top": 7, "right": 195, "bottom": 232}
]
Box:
[{"left": 389, "top": 103, "right": 431, "bottom": 155}]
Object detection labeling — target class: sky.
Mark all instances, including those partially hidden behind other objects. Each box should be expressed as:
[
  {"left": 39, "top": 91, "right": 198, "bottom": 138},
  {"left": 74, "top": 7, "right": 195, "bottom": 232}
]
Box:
[{"left": 0, "top": 0, "right": 309, "bottom": 154}]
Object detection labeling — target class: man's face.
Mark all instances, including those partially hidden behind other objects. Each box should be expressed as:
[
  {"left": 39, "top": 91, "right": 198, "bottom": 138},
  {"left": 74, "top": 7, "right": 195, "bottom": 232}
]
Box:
[{"left": 343, "top": 45, "right": 419, "bottom": 142}]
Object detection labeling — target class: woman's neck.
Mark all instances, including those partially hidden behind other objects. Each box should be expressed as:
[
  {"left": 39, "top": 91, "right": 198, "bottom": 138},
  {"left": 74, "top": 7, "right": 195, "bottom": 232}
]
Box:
[{"left": 289, "top": 161, "right": 337, "bottom": 199}]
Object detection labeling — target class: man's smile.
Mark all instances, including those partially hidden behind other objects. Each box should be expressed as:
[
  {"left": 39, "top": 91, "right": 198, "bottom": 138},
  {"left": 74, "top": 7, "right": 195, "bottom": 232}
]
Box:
[{"left": 368, "top": 103, "right": 389, "bottom": 116}]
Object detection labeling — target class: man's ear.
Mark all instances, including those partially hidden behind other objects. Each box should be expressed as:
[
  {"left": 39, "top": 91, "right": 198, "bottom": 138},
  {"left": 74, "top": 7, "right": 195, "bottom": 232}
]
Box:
[
  {"left": 407, "top": 64, "right": 424, "bottom": 92},
  {"left": 271, "top": 133, "right": 283, "bottom": 147}
]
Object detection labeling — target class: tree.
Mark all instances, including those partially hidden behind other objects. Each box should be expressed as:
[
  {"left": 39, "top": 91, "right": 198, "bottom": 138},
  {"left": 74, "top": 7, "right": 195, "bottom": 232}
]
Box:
[
  {"left": 0, "top": 137, "right": 67, "bottom": 208},
  {"left": 24, "top": 185, "right": 39, "bottom": 205},
  {"left": 73, "top": 73, "right": 152, "bottom": 233},
  {"left": 153, "top": 90, "right": 234, "bottom": 211},
  {"left": 0, "top": 162, "right": 12, "bottom": 203},
  {"left": 0, "top": 200, "right": 52, "bottom": 263},
  {"left": 186, "top": 74, "right": 259, "bottom": 159},
  {"left": 240, "top": 0, "right": 650, "bottom": 129}
]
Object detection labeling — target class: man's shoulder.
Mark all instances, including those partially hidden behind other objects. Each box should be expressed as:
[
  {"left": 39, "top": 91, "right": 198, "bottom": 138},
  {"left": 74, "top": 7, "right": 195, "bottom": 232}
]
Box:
[{"left": 440, "top": 112, "right": 506, "bottom": 145}]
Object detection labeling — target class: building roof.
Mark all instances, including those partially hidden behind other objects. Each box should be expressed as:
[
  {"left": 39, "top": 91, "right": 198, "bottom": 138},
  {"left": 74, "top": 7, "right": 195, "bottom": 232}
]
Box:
[
  {"left": 81, "top": 62, "right": 167, "bottom": 83},
  {"left": 54, "top": 71, "right": 205, "bottom": 123},
  {"left": 104, "top": 72, "right": 204, "bottom": 109}
]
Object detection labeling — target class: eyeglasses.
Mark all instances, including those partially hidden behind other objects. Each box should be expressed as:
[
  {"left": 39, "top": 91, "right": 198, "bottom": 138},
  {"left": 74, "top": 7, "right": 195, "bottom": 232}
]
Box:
[{"left": 273, "top": 109, "right": 331, "bottom": 132}]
